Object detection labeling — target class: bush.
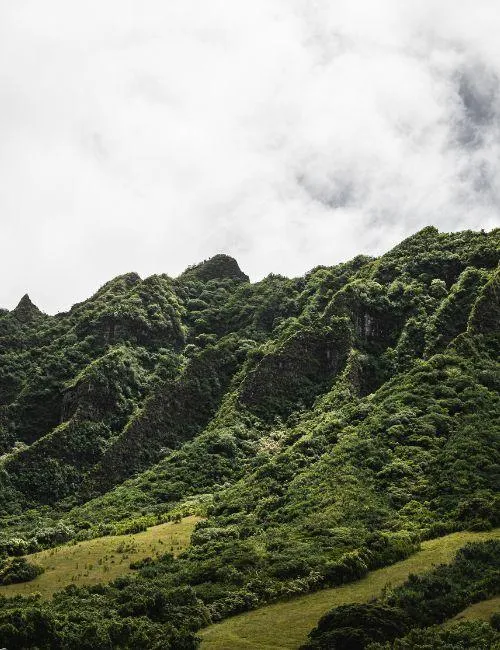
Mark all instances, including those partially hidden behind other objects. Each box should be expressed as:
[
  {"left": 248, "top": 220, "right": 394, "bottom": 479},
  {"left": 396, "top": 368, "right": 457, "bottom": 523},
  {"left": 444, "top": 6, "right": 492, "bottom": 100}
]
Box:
[
  {"left": 324, "top": 549, "right": 371, "bottom": 585},
  {"left": 301, "top": 603, "right": 409, "bottom": 649},
  {"left": 1, "top": 537, "right": 31, "bottom": 557},
  {"left": 0, "top": 557, "right": 44, "bottom": 585},
  {"left": 367, "top": 621, "right": 500, "bottom": 649},
  {"left": 303, "top": 540, "right": 500, "bottom": 649}
]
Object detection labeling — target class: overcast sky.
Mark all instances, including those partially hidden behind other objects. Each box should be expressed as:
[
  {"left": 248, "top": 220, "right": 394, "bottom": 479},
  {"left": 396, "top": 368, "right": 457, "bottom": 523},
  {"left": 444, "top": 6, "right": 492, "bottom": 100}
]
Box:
[{"left": 1, "top": 1, "right": 499, "bottom": 313}]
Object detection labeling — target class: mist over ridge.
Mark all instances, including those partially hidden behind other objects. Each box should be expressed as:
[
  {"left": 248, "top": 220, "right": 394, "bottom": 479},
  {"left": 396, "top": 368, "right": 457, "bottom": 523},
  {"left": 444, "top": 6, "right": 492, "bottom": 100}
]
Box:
[{"left": 1, "top": 1, "right": 500, "bottom": 312}]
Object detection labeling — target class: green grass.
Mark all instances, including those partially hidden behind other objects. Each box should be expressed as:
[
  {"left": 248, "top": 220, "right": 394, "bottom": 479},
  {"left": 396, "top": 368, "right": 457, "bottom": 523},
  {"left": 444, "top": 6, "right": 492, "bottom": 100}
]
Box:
[
  {"left": 199, "top": 528, "right": 500, "bottom": 650},
  {"left": 445, "top": 595, "right": 500, "bottom": 627},
  {"left": 0, "top": 515, "right": 200, "bottom": 598}
]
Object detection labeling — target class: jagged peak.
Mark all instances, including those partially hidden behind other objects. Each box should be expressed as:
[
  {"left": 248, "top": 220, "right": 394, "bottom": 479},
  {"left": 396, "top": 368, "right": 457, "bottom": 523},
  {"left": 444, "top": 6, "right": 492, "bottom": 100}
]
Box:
[
  {"left": 12, "top": 293, "right": 43, "bottom": 322},
  {"left": 180, "top": 254, "right": 249, "bottom": 282}
]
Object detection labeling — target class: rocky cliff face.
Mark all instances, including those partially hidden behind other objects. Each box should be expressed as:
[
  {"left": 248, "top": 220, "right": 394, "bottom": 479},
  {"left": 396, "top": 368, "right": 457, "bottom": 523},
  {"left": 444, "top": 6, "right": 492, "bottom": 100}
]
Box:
[
  {"left": 0, "top": 227, "right": 498, "bottom": 513},
  {"left": 0, "top": 229, "right": 498, "bottom": 649}
]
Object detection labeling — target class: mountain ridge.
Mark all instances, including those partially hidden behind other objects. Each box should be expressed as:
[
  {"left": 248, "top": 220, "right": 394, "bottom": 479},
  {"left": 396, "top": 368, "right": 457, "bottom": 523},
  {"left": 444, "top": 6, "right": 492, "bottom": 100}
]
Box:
[{"left": 0, "top": 227, "right": 498, "bottom": 648}]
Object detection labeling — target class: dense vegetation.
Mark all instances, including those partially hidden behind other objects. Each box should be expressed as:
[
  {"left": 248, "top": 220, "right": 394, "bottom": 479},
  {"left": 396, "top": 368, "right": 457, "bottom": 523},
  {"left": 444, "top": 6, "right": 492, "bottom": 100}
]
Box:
[
  {"left": 0, "top": 230, "right": 498, "bottom": 647},
  {"left": 0, "top": 558, "right": 44, "bottom": 586},
  {"left": 302, "top": 539, "right": 500, "bottom": 648},
  {"left": 370, "top": 621, "right": 499, "bottom": 650}
]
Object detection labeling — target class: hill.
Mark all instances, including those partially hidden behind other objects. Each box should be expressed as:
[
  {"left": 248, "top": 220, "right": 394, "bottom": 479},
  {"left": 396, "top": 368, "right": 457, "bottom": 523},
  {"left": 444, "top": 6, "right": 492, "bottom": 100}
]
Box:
[
  {"left": 0, "top": 516, "right": 199, "bottom": 599},
  {"left": 0, "top": 230, "right": 498, "bottom": 648},
  {"left": 199, "top": 528, "right": 500, "bottom": 649}
]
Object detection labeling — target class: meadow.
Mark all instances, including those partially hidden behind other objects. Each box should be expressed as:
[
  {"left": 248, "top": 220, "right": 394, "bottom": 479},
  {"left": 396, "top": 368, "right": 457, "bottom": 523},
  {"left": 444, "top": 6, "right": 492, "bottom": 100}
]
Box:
[
  {"left": 0, "top": 515, "right": 200, "bottom": 598},
  {"left": 446, "top": 595, "right": 500, "bottom": 626},
  {"left": 200, "top": 528, "right": 500, "bottom": 650}
]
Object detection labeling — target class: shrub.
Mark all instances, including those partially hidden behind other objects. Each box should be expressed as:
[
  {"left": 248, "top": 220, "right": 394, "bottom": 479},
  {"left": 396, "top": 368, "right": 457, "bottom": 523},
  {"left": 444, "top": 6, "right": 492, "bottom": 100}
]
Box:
[
  {"left": 301, "top": 603, "right": 409, "bottom": 649},
  {"left": 368, "top": 621, "right": 500, "bottom": 649},
  {"left": 0, "top": 557, "right": 44, "bottom": 585}
]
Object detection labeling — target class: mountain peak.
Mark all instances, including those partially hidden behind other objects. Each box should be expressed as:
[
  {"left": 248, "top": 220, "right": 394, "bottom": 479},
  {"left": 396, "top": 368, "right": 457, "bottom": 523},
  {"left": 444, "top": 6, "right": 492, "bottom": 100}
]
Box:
[
  {"left": 13, "top": 293, "right": 43, "bottom": 322},
  {"left": 180, "top": 254, "right": 249, "bottom": 282}
]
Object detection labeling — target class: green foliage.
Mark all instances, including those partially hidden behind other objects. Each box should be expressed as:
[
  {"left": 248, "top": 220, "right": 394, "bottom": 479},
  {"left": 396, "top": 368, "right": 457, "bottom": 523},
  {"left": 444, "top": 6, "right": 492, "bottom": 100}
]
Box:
[
  {"left": 302, "top": 603, "right": 410, "bottom": 649},
  {"left": 73, "top": 273, "right": 186, "bottom": 348},
  {"left": 239, "top": 319, "right": 352, "bottom": 421},
  {"left": 0, "top": 586, "right": 204, "bottom": 649},
  {"left": 10, "top": 294, "right": 44, "bottom": 324},
  {"left": 368, "top": 621, "right": 499, "bottom": 649},
  {"left": 468, "top": 264, "right": 500, "bottom": 335},
  {"left": 180, "top": 254, "right": 249, "bottom": 283},
  {"left": 0, "top": 557, "right": 44, "bottom": 585},
  {"left": 0, "top": 229, "right": 498, "bottom": 646},
  {"left": 425, "top": 267, "right": 488, "bottom": 355},
  {"left": 303, "top": 540, "right": 500, "bottom": 649},
  {"left": 86, "top": 334, "right": 251, "bottom": 493}
]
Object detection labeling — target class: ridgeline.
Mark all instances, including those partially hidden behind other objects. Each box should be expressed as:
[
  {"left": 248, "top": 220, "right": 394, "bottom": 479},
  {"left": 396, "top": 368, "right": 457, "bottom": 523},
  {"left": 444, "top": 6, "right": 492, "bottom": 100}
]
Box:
[{"left": 0, "top": 228, "right": 498, "bottom": 648}]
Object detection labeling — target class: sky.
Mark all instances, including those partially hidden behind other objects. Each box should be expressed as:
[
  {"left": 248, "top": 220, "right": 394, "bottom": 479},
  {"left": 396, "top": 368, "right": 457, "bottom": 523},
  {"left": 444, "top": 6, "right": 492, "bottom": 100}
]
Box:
[{"left": 1, "top": 1, "right": 499, "bottom": 313}]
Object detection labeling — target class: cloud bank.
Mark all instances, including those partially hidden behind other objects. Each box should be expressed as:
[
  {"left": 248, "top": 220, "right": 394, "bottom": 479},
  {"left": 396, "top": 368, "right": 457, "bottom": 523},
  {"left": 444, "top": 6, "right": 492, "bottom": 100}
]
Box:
[{"left": 1, "top": 0, "right": 499, "bottom": 312}]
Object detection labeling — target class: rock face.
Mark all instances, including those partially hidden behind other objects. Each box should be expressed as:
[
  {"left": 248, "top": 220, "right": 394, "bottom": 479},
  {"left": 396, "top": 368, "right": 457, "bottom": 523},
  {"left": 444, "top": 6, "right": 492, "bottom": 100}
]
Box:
[
  {"left": 180, "top": 254, "right": 249, "bottom": 282},
  {"left": 12, "top": 294, "right": 42, "bottom": 322},
  {"left": 239, "top": 320, "right": 352, "bottom": 421},
  {"left": 468, "top": 266, "right": 500, "bottom": 335},
  {"left": 0, "top": 229, "right": 499, "bottom": 508}
]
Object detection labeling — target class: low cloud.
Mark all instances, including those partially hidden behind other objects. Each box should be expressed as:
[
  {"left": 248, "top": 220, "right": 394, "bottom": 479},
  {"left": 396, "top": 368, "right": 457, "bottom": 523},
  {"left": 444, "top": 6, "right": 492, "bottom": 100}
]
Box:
[{"left": 0, "top": 0, "right": 499, "bottom": 312}]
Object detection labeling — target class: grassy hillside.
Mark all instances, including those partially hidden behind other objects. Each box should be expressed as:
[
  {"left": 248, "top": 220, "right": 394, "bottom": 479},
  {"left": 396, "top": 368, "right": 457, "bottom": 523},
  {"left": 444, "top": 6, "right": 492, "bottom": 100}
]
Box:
[
  {"left": 0, "top": 516, "right": 200, "bottom": 599},
  {"left": 302, "top": 536, "right": 499, "bottom": 649},
  {"left": 199, "top": 528, "right": 500, "bottom": 649},
  {"left": 0, "top": 229, "right": 497, "bottom": 648},
  {"left": 445, "top": 596, "right": 500, "bottom": 626}
]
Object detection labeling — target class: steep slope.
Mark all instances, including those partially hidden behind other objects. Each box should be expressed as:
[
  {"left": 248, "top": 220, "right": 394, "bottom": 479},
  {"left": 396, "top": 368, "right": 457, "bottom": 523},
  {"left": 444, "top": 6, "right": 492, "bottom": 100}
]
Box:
[
  {"left": 302, "top": 538, "right": 500, "bottom": 649},
  {"left": 0, "top": 230, "right": 497, "bottom": 528},
  {"left": 199, "top": 529, "right": 500, "bottom": 649},
  {"left": 0, "top": 230, "right": 498, "bottom": 649}
]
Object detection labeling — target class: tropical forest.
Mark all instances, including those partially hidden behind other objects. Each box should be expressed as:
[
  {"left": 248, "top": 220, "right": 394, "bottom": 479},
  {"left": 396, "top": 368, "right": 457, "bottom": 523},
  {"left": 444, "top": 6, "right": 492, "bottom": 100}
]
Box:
[{"left": 0, "top": 226, "right": 498, "bottom": 649}]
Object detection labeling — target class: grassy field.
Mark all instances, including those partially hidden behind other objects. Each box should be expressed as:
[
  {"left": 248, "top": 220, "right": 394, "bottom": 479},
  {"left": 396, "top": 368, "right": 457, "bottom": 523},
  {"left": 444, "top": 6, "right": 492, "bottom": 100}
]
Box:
[
  {"left": 200, "top": 528, "right": 500, "bottom": 650},
  {"left": 0, "top": 515, "right": 200, "bottom": 598},
  {"left": 445, "top": 595, "right": 500, "bottom": 627}
]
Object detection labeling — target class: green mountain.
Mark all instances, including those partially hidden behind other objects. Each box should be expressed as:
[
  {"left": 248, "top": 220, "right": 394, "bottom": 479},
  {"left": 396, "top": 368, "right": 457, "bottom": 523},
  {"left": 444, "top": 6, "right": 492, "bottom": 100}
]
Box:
[{"left": 0, "top": 227, "right": 498, "bottom": 648}]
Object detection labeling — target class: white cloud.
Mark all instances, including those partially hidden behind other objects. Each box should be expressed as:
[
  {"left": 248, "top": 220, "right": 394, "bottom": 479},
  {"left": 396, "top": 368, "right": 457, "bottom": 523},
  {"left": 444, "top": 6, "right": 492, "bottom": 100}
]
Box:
[{"left": 0, "top": 0, "right": 499, "bottom": 312}]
